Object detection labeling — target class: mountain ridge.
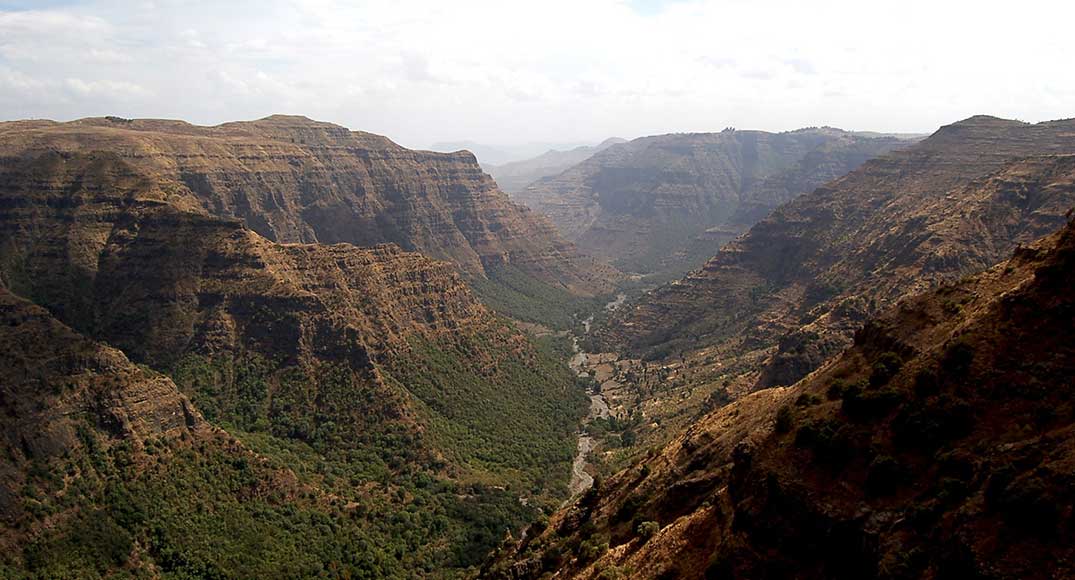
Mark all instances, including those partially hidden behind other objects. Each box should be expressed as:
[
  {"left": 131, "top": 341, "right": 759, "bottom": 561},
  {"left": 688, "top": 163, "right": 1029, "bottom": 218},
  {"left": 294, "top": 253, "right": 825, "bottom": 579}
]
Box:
[
  {"left": 595, "top": 116, "right": 1075, "bottom": 395},
  {"left": 0, "top": 115, "right": 620, "bottom": 326},
  {"left": 485, "top": 211, "right": 1075, "bottom": 580},
  {"left": 516, "top": 126, "right": 914, "bottom": 275}
]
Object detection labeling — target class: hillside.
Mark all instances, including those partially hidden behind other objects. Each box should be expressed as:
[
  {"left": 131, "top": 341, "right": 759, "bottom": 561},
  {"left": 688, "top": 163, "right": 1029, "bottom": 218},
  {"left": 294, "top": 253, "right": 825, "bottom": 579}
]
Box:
[
  {"left": 0, "top": 115, "right": 620, "bottom": 327},
  {"left": 516, "top": 128, "right": 912, "bottom": 275},
  {"left": 485, "top": 214, "right": 1075, "bottom": 580},
  {"left": 0, "top": 148, "right": 589, "bottom": 576},
  {"left": 488, "top": 138, "right": 626, "bottom": 193},
  {"left": 596, "top": 117, "right": 1075, "bottom": 397}
]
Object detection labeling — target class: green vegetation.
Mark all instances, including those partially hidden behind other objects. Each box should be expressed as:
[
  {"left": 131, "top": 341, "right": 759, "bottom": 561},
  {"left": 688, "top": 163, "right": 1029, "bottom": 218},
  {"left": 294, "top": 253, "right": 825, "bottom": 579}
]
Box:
[
  {"left": 469, "top": 263, "right": 606, "bottom": 329},
  {"left": 794, "top": 418, "right": 853, "bottom": 467},
  {"left": 9, "top": 425, "right": 539, "bottom": 579},
  {"left": 383, "top": 336, "right": 587, "bottom": 496},
  {"left": 24, "top": 329, "right": 588, "bottom": 578},
  {"left": 869, "top": 351, "right": 904, "bottom": 387},
  {"left": 636, "top": 520, "right": 660, "bottom": 540}
]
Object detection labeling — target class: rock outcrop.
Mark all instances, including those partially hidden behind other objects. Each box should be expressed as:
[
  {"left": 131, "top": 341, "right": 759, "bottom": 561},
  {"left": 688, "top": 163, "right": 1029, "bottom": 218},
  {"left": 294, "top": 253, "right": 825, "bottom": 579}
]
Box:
[
  {"left": 486, "top": 214, "right": 1075, "bottom": 580},
  {"left": 598, "top": 116, "right": 1075, "bottom": 392},
  {"left": 517, "top": 128, "right": 912, "bottom": 274}
]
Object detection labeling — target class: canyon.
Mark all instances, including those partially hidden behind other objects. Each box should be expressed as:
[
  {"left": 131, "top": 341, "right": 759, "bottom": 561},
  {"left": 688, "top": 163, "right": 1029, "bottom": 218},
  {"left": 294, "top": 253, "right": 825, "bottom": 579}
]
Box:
[
  {"left": 0, "top": 123, "right": 593, "bottom": 576},
  {"left": 2, "top": 113, "right": 1074, "bottom": 580},
  {"left": 485, "top": 210, "right": 1075, "bottom": 580},
  {"left": 596, "top": 117, "right": 1075, "bottom": 403}
]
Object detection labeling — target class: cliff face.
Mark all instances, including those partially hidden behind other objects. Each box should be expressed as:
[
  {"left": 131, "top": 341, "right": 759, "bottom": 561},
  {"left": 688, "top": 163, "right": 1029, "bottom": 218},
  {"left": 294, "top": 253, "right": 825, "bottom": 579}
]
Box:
[
  {"left": 0, "top": 147, "right": 588, "bottom": 574},
  {"left": 598, "top": 116, "right": 1075, "bottom": 391},
  {"left": 487, "top": 216, "right": 1075, "bottom": 580},
  {"left": 0, "top": 116, "right": 618, "bottom": 316},
  {"left": 516, "top": 128, "right": 911, "bottom": 274},
  {"left": 0, "top": 141, "right": 589, "bottom": 575},
  {"left": 0, "top": 286, "right": 209, "bottom": 518}
]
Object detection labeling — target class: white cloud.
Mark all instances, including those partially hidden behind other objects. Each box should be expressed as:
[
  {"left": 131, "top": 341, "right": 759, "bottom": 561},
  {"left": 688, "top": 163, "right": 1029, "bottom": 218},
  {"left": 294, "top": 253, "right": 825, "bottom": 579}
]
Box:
[
  {"left": 64, "top": 78, "right": 151, "bottom": 99},
  {"left": 0, "top": 0, "right": 1073, "bottom": 148}
]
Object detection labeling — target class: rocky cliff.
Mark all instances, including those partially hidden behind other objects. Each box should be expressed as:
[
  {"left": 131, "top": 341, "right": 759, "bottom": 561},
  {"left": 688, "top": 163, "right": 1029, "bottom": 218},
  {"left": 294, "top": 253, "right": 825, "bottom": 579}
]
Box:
[
  {"left": 516, "top": 128, "right": 912, "bottom": 274},
  {"left": 486, "top": 214, "right": 1075, "bottom": 580},
  {"left": 0, "top": 147, "right": 588, "bottom": 575},
  {"left": 0, "top": 116, "right": 619, "bottom": 325},
  {"left": 598, "top": 116, "right": 1075, "bottom": 393}
]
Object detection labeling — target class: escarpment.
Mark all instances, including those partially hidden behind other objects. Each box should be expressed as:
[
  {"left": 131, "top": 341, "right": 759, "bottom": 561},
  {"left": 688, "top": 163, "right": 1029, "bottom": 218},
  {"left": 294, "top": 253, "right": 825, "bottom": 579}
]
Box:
[
  {"left": 0, "top": 115, "right": 620, "bottom": 325},
  {"left": 597, "top": 116, "right": 1075, "bottom": 396},
  {"left": 0, "top": 132, "right": 597, "bottom": 574},
  {"left": 485, "top": 214, "right": 1075, "bottom": 580},
  {"left": 517, "top": 127, "right": 912, "bottom": 275},
  {"left": 0, "top": 146, "right": 589, "bottom": 572}
]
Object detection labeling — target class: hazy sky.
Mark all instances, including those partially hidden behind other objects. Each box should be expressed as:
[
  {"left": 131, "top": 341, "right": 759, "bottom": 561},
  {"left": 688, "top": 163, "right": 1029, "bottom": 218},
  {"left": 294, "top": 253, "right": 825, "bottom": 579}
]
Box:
[{"left": 1, "top": 0, "right": 1072, "bottom": 149}]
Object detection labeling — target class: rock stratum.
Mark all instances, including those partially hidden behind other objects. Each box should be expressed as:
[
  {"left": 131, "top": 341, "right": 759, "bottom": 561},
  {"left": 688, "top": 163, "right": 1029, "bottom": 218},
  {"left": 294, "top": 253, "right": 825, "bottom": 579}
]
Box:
[
  {"left": 0, "top": 115, "right": 619, "bottom": 324},
  {"left": 0, "top": 136, "right": 588, "bottom": 575},
  {"left": 516, "top": 128, "right": 913, "bottom": 274},
  {"left": 597, "top": 116, "right": 1075, "bottom": 394},
  {"left": 486, "top": 213, "right": 1075, "bottom": 580}
]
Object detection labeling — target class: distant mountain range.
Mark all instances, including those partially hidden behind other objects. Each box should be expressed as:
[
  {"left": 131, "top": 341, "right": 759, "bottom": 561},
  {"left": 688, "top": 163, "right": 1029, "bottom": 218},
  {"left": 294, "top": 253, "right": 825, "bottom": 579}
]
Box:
[
  {"left": 428, "top": 139, "right": 598, "bottom": 166},
  {"left": 515, "top": 127, "right": 917, "bottom": 276},
  {"left": 485, "top": 138, "right": 627, "bottom": 193}
]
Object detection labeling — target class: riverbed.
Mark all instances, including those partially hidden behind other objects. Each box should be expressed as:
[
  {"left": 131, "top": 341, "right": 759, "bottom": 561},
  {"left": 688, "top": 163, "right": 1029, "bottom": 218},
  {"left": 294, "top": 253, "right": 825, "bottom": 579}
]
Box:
[{"left": 565, "top": 293, "right": 624, "bottom": 498}]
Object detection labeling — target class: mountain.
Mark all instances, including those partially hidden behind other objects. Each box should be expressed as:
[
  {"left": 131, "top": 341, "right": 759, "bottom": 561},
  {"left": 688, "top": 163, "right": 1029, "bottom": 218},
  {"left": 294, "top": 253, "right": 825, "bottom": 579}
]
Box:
[
  {"left": 429, "top": 140, "right": 594, "bottom": 167},
  {"left": 487, "top": 138, "right": 626, "bottom": 193},
  {"left": 596, "top": 116, "right": 1075, "bottom": 397},
  {"left": 0, "top": 116, "right": 619, "bottom": 327},
  {"left": 485, "top": 214, "right": 1075, "bottom": 580},
  {"left": 516, "top": 127, "right": 914, "bottom": 275},
  {"left": 0, "top": 146, "right": 589, "bottom": 575}
]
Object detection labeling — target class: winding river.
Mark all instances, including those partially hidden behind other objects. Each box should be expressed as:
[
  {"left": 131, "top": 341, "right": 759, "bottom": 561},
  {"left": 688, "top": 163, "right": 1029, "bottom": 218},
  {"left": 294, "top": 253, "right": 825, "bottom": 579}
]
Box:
[{"left": 566, "top": 294, "right": 625, "bottom": 498}]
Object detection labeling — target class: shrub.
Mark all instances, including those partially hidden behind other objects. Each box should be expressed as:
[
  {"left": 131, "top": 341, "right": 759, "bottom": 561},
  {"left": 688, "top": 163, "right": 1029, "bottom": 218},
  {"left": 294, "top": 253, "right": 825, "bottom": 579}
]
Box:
[
  {"left": 869, "top": 352, "right": 904, "bottom": 387},
  {"left": 913, "top": 368, "right": 940, "bottom": 398},
  {"left": 826, "top": 379, "right": 849, "bottom": 401},
  {"left": 942, "top": 340, "right": 975, "bottom": 376},
  {"left": 579, "top": 537, "right": 609, "bottom": 562},
  {"left": 892, "top": 396, "right": 974, "bottom": 450},
  {"left": 865, "top": 455, "right": 906, "bottom": 496},
  {"left": 636, "top": 520, "right": 660, "bottom": 540},
  {"left": 794, "top": 419, "right": 853, "bottom": 467},
  {"left": 795, "top": 393, "right": 822, "bottom": 407},
  {"left": 842, "top": 386, "right": 904, "bottom": 420},
  {"left": 774, "top": 406, "right": 795, "bottom": 433},
  {"left": 613, "top": 495, "right": 644, "bottom": 524}
]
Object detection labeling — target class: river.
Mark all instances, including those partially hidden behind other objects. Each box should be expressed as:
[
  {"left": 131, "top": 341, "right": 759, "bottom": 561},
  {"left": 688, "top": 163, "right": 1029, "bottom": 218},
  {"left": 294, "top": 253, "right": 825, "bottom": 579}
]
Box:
[{"left": 566, "top": 293, "right": 624, "bottom": 498}]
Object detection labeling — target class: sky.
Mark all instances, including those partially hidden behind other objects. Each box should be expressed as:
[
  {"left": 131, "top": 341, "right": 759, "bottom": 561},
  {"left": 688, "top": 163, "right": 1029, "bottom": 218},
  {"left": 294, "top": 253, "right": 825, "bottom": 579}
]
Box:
[{"left": 1, "top": 0, "right": 1073, "bottom": 150}]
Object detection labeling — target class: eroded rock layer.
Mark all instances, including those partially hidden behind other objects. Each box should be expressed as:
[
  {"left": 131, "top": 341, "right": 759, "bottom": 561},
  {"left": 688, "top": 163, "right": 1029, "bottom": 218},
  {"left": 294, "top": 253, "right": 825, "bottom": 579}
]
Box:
[
  {"left": 0, "top": 147, "right": 588, "bottom": 575},
  {"left": 0, "top": 115, "right": 618, "bottom": 305},
  {"left": 598, "top": 116, "right": 1075, "bottom": 391}
]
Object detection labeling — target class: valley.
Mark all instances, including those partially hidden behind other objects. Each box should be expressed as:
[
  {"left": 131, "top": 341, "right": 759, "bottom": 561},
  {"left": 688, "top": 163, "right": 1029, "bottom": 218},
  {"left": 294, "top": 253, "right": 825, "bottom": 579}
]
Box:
[
  {"left": 1, "top": 111, "right": 1073, "bottom": 580},
  {"left": 4, "top": 3, "right": 1073, "bottom": 579}
]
